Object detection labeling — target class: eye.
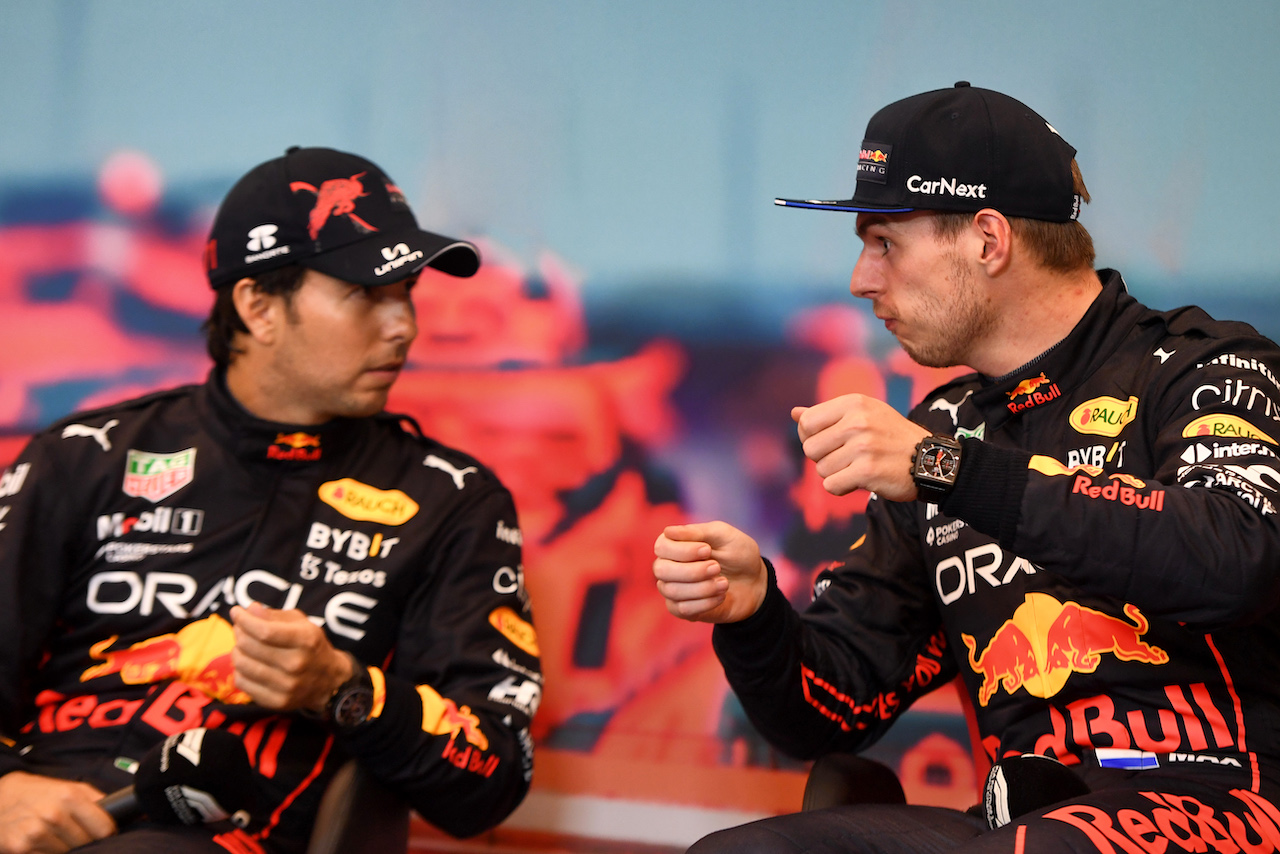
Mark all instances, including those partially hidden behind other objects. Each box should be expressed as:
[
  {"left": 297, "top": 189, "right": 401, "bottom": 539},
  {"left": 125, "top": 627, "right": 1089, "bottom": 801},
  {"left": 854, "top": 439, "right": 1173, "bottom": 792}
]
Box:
[{"left": 879, "top": 237, "right": 891, "bottom": 253}]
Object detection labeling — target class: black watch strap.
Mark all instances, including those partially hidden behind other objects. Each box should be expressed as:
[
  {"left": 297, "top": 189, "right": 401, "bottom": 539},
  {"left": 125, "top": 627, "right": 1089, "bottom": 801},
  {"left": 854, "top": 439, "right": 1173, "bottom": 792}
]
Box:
[{"left": 324, "top": 653, "right": 375, "bottom": 731}]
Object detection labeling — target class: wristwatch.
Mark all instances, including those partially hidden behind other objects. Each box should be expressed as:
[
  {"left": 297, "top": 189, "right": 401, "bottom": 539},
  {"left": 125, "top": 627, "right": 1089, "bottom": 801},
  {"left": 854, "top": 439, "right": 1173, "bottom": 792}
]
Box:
[
  {"left": 912, "top": 434, "right": 963, "bottom": 501},
  {"left": 325, "top": 655, "right": 375, "bottom": 731}
]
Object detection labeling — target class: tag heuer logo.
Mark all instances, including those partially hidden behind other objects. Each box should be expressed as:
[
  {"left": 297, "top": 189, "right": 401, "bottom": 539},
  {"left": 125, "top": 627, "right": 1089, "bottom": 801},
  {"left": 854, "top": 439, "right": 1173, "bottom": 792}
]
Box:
[{"left": 122, "top": 448, "right": 196, "bottom": 503}]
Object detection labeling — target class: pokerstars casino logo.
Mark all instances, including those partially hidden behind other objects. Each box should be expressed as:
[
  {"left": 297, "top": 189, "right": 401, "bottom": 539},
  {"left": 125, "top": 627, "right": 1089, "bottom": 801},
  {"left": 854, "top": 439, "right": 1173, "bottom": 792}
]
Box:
[{"left": 1070, "top": 396, "right": 1138, "bottom": 437}]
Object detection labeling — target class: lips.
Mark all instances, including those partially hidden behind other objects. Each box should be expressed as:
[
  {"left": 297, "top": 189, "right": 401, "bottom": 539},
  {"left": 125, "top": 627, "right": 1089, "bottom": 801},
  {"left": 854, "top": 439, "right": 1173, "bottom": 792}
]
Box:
[{"left": 365, "top": 361, "right": 404, "bottom": 380}]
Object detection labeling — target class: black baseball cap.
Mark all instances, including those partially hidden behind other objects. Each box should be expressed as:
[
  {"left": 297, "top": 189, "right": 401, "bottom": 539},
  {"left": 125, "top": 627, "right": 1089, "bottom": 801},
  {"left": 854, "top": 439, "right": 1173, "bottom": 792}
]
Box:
[
  {"left": 205, "top": 146, "right": 480, "bottom": 288},
  {"left": 775, "top": 82, "right": 1082, "bottom": 222}
]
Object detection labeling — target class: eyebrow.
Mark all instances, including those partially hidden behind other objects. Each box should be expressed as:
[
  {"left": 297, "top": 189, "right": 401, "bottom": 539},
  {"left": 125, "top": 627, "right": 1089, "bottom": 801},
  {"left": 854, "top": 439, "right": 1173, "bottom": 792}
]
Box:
[{"left": 855, "top": 214, "right": 890, "bottom": 238}]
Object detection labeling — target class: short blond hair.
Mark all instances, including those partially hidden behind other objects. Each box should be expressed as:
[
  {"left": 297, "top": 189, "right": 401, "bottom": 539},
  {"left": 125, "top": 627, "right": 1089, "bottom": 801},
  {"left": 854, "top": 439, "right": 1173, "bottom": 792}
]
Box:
[{"left": 932, "top": 160, "right": 1095, "bottom": 273}]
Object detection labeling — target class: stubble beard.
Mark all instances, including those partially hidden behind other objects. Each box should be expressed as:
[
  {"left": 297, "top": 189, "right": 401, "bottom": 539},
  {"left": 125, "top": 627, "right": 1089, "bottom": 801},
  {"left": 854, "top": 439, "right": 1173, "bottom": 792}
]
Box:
[{"left": 898, "top": 255, "right": 994, "bottom": 369}]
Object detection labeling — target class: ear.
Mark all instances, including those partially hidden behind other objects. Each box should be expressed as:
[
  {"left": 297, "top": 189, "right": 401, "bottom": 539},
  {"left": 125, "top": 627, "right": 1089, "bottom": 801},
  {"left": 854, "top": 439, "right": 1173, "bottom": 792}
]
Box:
[
  {"left": 231, "top": 276, "right": 280, "bottom": 345},
  {"left": 972, "top": 209, "right": 1013, "bottom": 276}
]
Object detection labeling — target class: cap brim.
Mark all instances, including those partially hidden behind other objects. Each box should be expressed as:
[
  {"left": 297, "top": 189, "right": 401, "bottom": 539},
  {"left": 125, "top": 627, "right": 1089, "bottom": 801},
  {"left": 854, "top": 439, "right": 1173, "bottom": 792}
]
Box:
[
  {"left": 774, "top": 197, "right": 915, "bottom": 213},
  {"left": 303, "top": 227, "right": 481, "bottom": 285}
]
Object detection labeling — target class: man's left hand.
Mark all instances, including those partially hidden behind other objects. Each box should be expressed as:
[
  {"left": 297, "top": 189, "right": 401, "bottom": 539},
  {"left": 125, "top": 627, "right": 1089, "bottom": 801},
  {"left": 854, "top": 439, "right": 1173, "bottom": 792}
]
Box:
[
  {"left": 230, "top": 603, "right": 353, "bottom": 714},
  {"left": 793, "top": 394, "right": 931, "bottom": 501}
]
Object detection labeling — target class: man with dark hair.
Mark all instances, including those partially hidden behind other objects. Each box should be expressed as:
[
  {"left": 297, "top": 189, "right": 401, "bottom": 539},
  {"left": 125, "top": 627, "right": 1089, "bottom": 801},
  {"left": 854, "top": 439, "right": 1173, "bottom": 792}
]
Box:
[
  {"left": 0, "top": 147, "right": 539, "bottom": 853},
  {"left": 655, "top": 83, "right": 1280, "bottom": 851}
]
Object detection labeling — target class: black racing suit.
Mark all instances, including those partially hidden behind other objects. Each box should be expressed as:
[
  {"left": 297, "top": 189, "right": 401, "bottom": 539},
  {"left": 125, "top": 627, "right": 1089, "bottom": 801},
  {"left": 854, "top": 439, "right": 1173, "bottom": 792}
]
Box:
[
  {"left": 0, "top": 370, "right": 539, "bottom": 851},
  {"left": 708, "top": 271, "right": 1280, "bottom": 851}
]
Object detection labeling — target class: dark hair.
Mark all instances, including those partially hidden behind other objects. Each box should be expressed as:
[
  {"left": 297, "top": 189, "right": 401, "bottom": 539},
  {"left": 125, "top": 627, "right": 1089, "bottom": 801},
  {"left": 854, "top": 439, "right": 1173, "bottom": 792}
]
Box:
[
  {"left": 932, "top": 159, "right": 1095, "bottom": 273},
  {"left": 202, "top": 264, "right": 308, "bottom": 368}
]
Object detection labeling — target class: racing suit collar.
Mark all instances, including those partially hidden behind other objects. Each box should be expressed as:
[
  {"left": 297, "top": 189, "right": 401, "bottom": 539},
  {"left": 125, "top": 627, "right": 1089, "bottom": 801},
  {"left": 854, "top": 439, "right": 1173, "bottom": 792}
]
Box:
[
  {"left": 197, "top": 369, "right": 363, "bottom": 464},
  {"left": 971, "top": 269, "right": 1143, "bottom": 432}
]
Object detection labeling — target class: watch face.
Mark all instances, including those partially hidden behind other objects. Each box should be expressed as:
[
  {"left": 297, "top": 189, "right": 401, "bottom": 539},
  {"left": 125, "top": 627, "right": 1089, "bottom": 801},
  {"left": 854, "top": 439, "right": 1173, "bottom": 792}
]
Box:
[
  {"left": 333, "top": 687, "right": 373, "bottom": 728},
  {"left": 920, "top": 445, "right": 958, "bottom": 480}
]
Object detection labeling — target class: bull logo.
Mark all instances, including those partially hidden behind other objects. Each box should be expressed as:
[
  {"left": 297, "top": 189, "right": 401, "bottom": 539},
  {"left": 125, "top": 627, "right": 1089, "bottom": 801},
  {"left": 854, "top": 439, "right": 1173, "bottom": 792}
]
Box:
[
  {"left": 1007, "top": 372, "right": 1052, "bottom": 400},
  {"left": 290, "top": 173, "right": 378, "bottom": 240},
  {"left": 962, "top": 593, "right": 1168, "bottom": 706}
]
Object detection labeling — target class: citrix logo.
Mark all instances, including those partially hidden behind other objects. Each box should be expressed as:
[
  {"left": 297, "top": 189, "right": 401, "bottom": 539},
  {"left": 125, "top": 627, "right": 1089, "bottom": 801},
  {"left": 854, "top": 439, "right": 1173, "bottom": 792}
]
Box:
[{"left": 246, "top": 225, "right": 278, "bottom": 251}]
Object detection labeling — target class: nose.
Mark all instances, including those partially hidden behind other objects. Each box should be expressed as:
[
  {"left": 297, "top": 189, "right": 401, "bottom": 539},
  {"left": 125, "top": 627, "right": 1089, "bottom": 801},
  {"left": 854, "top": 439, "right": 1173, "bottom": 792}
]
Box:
[
  {"left": 382, "top": 282, "right": 418, "bottom": 343},
  {"left": 849, "top": 250, "right": 877, "bottom": 300}
]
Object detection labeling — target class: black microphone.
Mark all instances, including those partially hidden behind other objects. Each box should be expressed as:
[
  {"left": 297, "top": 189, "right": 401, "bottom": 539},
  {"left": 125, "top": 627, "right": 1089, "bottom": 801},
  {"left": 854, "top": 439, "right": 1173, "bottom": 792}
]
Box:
[
  {"left": 99, "top": 727, "right": 257, "bottom": 828},
  {"left": 982, "top": 753, "right": 1090, "bottom": 829}
]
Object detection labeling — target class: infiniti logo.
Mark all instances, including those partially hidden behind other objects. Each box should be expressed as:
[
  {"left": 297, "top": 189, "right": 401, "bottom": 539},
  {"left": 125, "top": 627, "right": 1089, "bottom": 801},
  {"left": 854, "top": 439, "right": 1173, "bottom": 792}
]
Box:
[{"left": 247, "top": 224, "right": 278, "bottom": 251}]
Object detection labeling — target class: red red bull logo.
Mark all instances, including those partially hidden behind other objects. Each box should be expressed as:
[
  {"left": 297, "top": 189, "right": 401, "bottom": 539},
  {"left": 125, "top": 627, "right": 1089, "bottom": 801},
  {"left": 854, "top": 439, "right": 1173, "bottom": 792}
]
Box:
[
  {"left": 1007, "top": 372, "right": 1052, "bottom": 400},
  {"left": 859, "top": 148, "right": 889, "bottom": 163},
  {"left": 416, "top": 684, "right": 490, "bottom": 751},
  {"left": 80, "top": 614, "right": 250, "bottom": 704},
  {"left": 267, "top": 432, "right": 322, "bottom": 461},
  {"left": 962, "top": 593, "right": 1168, "bottom": 706},
  {"left": 290, "top": 173, "right": 378, "bottom": 240},
  {"left": 1006, "top": 373, "right": 1062, "bottom": 414}
]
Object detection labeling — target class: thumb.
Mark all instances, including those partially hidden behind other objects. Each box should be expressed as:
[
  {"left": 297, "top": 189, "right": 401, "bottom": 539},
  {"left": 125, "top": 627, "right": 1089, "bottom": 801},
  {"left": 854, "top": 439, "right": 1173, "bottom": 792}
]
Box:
[{"left": 791, "top": 405, "right": 808, "bottom": 423}]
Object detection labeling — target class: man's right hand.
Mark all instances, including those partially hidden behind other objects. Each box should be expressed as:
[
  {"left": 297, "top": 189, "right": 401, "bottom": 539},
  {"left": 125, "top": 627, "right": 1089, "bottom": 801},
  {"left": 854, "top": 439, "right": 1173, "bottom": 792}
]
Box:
[
  {"left": 653, "top": 522, "right": 768, "bottom": 623},
  {"left": 0, "top": 771, "right": 115, "bottom": 853}
]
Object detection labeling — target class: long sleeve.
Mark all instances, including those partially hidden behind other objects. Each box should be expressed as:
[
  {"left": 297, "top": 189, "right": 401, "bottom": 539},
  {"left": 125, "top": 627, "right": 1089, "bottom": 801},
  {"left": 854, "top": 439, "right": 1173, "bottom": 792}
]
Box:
[
  {"left": 712, "top": 495, "right": 956, "bottom": 760},
  {"left": 944, "top": 331, "right": 1280, "bottom": 629},
  {"left": 0, "top": 432, "right": 75, "bottom": 777},
  {"left": 338, "top": 483, "right": 538, "bottom": 837}
]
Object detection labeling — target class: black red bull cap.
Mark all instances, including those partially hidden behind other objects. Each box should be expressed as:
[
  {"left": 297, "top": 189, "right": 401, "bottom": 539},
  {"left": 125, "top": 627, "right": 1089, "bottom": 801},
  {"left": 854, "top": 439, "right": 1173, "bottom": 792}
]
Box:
[
  {"left": 205, "top": 146, "right": 480, "bottom": 288},
  {"left": 775, "top": 82, "right": 1083, "bottom": 223}
]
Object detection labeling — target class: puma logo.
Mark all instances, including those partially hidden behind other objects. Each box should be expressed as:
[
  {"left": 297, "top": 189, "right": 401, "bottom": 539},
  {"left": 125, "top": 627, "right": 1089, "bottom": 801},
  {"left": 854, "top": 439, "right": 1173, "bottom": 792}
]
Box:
[
  {"left": 424, "top": 454, "right": 478, "bottom": 490},
  {"left": 61, "top": 419, "right": 120, "bottom": 452},
  {"left": 928, "top": 391, "right": 973, "bottom": 427}
]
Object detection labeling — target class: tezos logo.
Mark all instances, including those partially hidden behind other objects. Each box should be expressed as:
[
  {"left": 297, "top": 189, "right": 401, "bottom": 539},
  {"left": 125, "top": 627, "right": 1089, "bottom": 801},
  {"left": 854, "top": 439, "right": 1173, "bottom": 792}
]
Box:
[{"left": 246, "top": 224, "right": 278, "bottom": 251}]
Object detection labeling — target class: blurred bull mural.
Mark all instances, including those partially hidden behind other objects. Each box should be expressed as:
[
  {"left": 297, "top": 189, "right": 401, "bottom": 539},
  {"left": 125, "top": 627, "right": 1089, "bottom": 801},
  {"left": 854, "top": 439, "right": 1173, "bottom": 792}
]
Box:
[{"left": 0, "top": 152, "right": 983, "bottom": 842}]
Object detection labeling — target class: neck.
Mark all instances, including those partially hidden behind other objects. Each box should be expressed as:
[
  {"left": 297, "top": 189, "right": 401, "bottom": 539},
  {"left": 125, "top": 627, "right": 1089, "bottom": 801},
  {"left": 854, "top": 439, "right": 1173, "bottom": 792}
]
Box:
[
  {"left": 966, "top": 267, "right": 1102, "bottom": 377},
  {"left": 224, "top": 357, "right": 324, "bottom": 425}
]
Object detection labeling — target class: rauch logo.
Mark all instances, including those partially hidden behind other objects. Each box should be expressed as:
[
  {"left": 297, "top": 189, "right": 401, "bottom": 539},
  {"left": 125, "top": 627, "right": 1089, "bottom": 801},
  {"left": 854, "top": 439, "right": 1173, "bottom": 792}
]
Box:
[
  {"left": 318, "top": 478, "right": 418, "bottom": 526},
  {"left": 1069, "top": 396, "right": 1138, "bottom": 437},
  {"left": 1182, "top": 413, "right": 1276, "bottom": 444}
]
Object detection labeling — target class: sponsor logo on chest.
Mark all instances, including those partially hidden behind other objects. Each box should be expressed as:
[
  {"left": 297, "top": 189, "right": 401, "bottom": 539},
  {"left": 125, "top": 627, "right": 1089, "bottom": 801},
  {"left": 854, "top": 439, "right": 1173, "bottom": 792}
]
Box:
[{"left": 123, "top": 449, "right": 196, "bottom": 503}]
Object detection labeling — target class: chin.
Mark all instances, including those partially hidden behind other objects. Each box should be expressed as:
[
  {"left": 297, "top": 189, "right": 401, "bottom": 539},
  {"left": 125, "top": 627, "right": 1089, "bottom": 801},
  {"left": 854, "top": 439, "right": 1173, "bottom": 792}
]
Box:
[{"left": 338, "top": 394, "right": 390, "bottom": 419}]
